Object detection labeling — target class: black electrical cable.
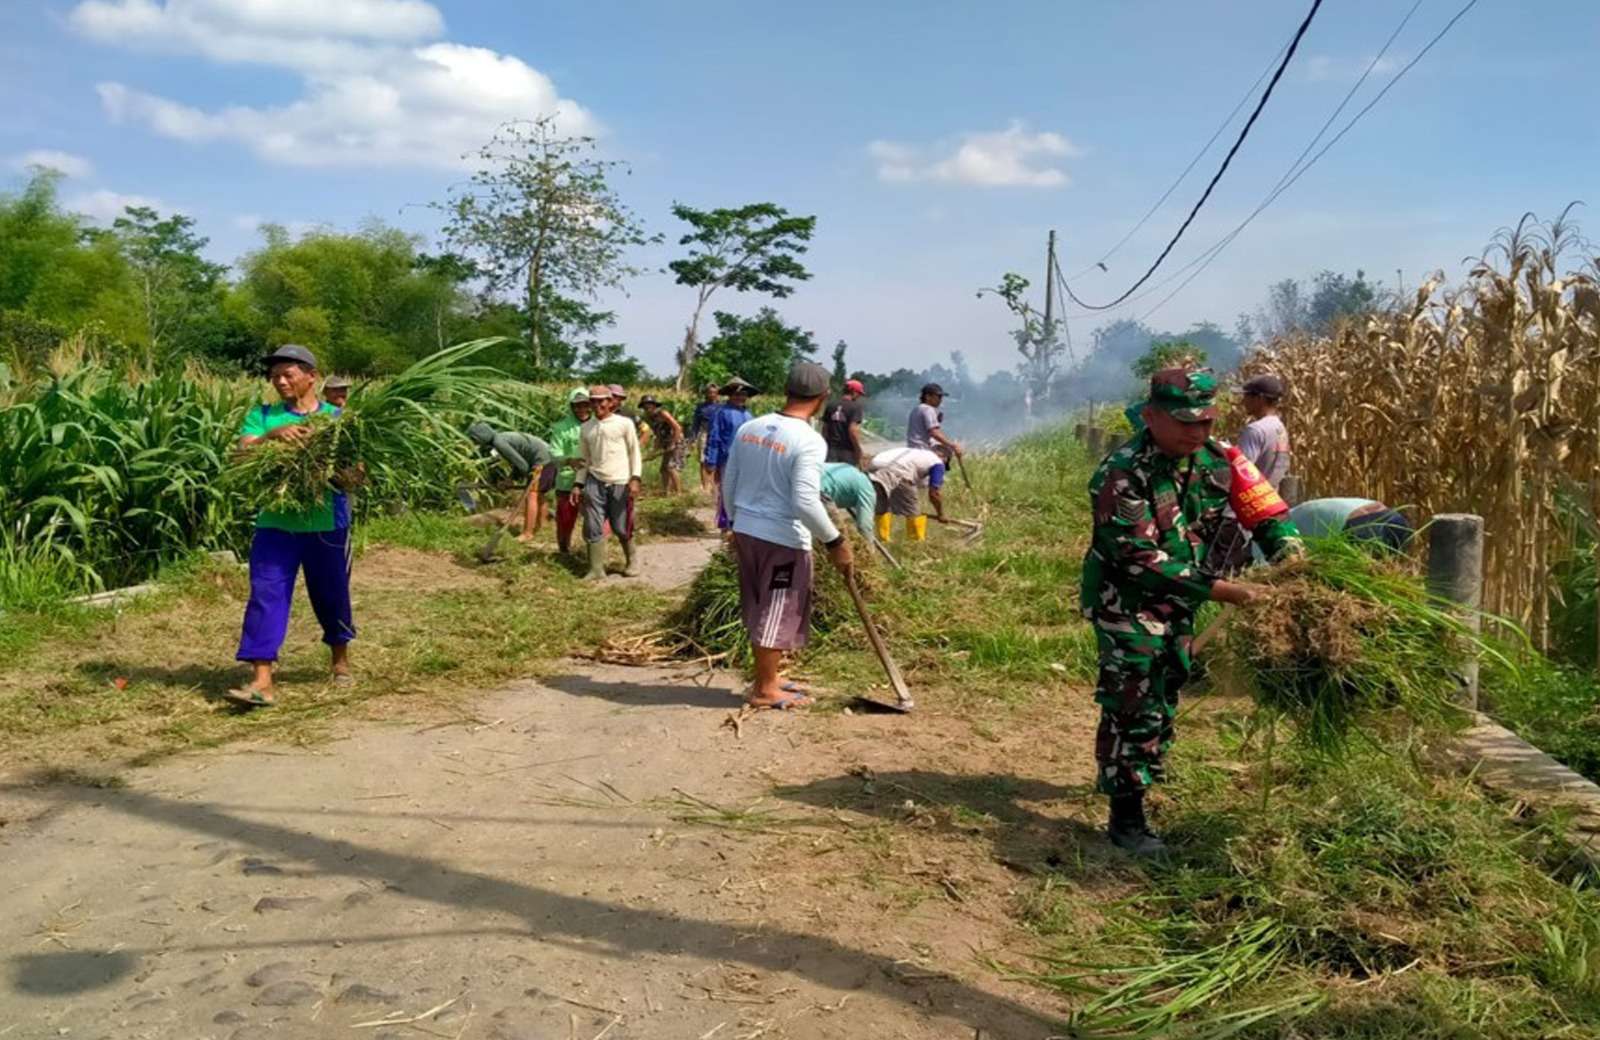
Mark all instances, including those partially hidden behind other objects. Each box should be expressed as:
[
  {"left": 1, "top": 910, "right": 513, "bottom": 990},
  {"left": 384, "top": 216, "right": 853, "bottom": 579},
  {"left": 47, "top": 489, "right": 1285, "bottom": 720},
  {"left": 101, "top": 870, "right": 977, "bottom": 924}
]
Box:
[
  {"left": 1065, "top": 37, "right": 1292, "bottom": 281},
  {"left": 1059, "top": 0, "right": 1324, "bottom": 311},
  {"left": 1062, "top": 0, "right": 1426, "bottom": 321},
  {"left": 1135, "top": 0, "right": 1481, "bottom": 322}
]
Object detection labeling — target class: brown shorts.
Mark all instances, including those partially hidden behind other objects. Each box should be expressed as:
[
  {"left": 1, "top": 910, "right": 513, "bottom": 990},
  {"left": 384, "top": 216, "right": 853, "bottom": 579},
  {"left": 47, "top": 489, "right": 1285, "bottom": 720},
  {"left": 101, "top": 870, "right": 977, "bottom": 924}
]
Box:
[
  {"left": 886, "top": 483, "right": 921, "bottom": 517},
  {"left": 732, "top": 533, "right": 814, "bottom": 651}
]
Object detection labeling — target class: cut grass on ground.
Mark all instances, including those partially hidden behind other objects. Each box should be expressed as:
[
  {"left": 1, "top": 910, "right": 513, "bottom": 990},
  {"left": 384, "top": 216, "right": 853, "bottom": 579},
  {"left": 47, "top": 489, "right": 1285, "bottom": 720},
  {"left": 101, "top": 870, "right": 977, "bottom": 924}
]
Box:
[{"left": 0, "top": 511, "right": 670, "bottom": 768}]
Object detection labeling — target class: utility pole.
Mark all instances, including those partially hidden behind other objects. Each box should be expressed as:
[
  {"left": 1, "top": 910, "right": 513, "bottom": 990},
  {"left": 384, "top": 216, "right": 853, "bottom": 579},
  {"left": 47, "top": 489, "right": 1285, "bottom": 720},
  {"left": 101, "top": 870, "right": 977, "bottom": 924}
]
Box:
[
  {"left": 1041, "top": 229, "right": 1057, "bottom": 401},
  {"left": 1043, "top": 230, "right": 1056, "bottom": 332}
]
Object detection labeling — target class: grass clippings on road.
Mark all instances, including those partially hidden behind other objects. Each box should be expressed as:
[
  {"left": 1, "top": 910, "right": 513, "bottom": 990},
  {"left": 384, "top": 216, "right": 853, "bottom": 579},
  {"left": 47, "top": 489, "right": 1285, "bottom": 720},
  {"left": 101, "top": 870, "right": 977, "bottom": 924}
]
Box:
[{"left": 0, "top": 511, "right": 671, "bottom": 769}]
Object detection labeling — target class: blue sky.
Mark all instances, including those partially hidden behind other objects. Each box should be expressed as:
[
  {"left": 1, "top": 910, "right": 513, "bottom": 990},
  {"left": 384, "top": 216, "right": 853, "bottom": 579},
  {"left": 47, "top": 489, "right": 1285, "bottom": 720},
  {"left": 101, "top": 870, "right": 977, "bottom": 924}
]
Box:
[{"left": 3, "top": 1, "right": 1597, "bottom": 376}]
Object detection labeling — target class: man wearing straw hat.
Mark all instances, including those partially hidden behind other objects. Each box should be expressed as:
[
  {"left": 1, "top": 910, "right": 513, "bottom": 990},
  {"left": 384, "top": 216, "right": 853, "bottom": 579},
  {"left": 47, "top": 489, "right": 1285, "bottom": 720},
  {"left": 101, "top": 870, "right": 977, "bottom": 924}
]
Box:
[{"left": 1081, "top": 368, "right": 1301, "bottom": 857}]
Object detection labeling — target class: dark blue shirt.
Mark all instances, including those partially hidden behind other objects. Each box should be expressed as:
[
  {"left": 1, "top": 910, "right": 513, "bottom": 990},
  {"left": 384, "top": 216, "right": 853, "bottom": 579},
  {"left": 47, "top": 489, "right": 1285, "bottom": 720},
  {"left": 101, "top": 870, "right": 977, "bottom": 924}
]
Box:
[
  {"left": 689, "top": 400, "right": 721, "bottom": 442},
  {"left": 703, "top": 405, "right": 752, "bottom": 468}
]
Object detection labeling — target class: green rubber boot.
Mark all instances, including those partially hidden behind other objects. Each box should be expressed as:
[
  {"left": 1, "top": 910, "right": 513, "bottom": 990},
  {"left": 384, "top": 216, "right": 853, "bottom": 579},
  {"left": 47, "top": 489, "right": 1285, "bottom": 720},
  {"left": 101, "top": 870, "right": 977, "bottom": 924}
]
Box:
[
  {"left": 582, "top": 541, "right": 607, "bottom": 581},
  {"left": 620, "top": 538, "right": 640, "bottom": 577}
]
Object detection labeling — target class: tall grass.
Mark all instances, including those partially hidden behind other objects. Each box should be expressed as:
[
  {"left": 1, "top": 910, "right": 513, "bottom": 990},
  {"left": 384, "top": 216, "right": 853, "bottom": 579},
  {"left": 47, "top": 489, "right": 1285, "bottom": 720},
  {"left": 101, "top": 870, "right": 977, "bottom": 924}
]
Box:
[{"left": 0, "top": 341, "right": 706, "bottom": 608}]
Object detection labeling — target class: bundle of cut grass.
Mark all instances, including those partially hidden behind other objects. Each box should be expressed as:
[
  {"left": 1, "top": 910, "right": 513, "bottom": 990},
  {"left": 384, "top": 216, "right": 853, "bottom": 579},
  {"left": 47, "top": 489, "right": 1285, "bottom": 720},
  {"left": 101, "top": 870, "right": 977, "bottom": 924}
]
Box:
[
  {"left": 1213, "top": 538, "right": 1503, "bottom": 753},
  {"left": 224, "top": 338, "right": 513, "bottom": 518},
  {"left": 652, "top": 537, "right": 875, "bottom": 668}
]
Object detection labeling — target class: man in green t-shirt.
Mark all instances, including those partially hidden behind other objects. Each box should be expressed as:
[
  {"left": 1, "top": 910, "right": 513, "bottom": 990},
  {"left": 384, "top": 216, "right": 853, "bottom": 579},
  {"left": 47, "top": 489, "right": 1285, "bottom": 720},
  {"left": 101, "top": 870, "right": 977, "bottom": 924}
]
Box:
[
  {"left": 226, "top": 344, "right": 356, "bottom": 709},
  {"left": 546, "top": 389, "right": 592, "bottom": 553}
]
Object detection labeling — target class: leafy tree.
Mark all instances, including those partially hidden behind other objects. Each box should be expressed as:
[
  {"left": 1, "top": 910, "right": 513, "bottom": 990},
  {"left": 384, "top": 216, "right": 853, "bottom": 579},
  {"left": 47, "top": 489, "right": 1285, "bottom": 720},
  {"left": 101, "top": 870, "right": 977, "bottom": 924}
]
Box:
[
  {"left": 0, "top": 171, "right": 138, "bottom": 346},
  {"left": 438, "top": 117, "right": 655, "bottom": 372},
  {"left": 579, "top": 341, "right": 647, "bottom": 386},
  {"left": 667, "top": 202, "right": 816, "bottom": 389},
  {"left": 233, "top": 223, "right": 462, "bottom": 374},
  {"left": 1132, "top": 339, "right": 1208, "bottom": 383},
  {"left": 977, "top": 272, "right": 1065, "bottom": 400},
  {"left": 830, "top": 339, "right": 849, "bottom": 387},
  {"left": 1254, "top": 278, "right": 1309, "bottom": 341},
  {"left": 1246, "top": 269, "right": 1382, "bottom": 342},
  {"left": 690, "top": 307, "right": 817, "bottom": 396},
  {"left": 1307, "top": 269, "right": 1379, "bottom": 333},
  {"left": 108, "top": 205, "right": 226, "bottom": 361}
]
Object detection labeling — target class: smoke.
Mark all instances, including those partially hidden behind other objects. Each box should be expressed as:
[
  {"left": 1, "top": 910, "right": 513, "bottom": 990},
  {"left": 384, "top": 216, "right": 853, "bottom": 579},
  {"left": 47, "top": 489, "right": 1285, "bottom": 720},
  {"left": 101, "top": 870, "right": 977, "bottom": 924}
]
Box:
[{"left": 851, "top": 318, "right": 1248, "bottom": 447}]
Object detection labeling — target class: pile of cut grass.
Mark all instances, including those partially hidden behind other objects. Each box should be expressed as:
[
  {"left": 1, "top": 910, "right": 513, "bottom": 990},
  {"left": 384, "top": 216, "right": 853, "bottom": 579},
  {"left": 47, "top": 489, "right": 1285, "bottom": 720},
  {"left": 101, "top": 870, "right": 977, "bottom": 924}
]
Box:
[
  {"left": 661, "top": 536, "right": 874, "bottom": 669},
  {"left": 1213, "top": 538, "right": 1498, "bottom": 754}
]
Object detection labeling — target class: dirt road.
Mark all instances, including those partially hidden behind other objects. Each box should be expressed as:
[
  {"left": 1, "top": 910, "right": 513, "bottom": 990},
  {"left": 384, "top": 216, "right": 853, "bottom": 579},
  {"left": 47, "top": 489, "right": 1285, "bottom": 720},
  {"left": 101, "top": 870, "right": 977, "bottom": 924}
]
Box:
[{"left": 0, "top": 520, "right": 1075, "bottom": 1039}]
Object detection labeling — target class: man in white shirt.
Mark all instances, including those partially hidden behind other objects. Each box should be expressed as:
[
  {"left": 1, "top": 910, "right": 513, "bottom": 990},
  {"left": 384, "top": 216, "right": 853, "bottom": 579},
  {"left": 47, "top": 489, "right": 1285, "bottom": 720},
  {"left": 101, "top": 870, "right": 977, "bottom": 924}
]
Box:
[
  {"left": 867, "top": 447, "right": 947, "bottom": 543},
  {"left": 572, "top": 384, "right": 643, "bottom": 580},
  {"left": 722, "top": 361, "right": 854, "bottom": 709}
]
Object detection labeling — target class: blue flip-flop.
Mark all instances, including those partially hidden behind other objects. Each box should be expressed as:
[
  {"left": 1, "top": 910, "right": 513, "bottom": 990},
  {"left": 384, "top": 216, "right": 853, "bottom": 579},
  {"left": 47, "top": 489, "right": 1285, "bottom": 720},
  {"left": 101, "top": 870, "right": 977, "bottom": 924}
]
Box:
[{"left": 746, "top": 690, "right": 812, "bottom": 711}]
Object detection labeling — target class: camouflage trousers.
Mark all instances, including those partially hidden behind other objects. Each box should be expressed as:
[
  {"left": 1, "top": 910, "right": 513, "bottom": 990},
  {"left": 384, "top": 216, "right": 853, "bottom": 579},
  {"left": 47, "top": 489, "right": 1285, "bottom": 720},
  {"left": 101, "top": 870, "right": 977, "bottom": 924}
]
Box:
[{"left": 1091, "top": 613, "right": 1194, "bottom": 797}]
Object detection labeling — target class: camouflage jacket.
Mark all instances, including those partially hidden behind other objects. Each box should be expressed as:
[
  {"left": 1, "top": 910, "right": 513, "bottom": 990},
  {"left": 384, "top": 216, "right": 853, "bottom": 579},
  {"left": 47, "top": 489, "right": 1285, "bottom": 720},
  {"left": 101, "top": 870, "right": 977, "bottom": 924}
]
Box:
[{"left": 1079, "top": 430, "right": 1300, "bottom": 629}]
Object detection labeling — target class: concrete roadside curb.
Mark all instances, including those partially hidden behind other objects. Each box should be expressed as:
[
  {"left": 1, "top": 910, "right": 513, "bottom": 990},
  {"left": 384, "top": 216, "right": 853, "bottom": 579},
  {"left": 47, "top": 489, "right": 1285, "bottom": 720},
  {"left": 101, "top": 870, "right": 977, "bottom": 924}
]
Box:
[{"left": 1455, "top": 714, "right": 1600, "bottom": 871}]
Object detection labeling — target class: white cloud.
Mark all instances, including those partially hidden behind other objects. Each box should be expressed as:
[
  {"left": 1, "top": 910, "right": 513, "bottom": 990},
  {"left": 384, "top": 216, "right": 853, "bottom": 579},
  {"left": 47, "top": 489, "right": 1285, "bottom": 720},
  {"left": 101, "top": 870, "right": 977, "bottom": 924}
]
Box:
[
  {"left": 66, "top": 188, "right": 173, "bottom": 223},
  {"left": 868, "top": 121, "right": 1080, "bottom": 188},
  {"left": 71, "top": 0, "right": 596, "bottom": 170},
  {"left": 1306, "top": 54, "right": 1402, "bottom": 82},
  {"left": 12, "top": 149, "right": 96, "bottom": 178}
]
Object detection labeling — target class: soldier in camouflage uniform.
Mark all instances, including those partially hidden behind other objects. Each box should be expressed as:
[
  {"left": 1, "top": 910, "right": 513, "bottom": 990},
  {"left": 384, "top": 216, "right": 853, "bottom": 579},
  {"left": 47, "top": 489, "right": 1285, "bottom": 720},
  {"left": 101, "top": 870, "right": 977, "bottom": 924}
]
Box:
[{"left": 1080, "top": 368, "right": 1301, "bottom": 856}]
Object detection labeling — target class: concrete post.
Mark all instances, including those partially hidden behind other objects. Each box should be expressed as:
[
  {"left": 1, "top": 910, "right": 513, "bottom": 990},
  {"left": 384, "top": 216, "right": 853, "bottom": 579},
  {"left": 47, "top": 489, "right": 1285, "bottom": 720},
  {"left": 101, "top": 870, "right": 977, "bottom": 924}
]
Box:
[
  {"left": 1104, "top": 435, "right": 1125, "bottom": 455},
  {"left": 1426, "top": 513, "right": 1484, "bottom": 710},
  {"left": 1073, "top": 423, "right": 1087, "bottom": 443},
  {"left": 1279, "top": 474, "right": 1302, "bottom": 507},
  {"left": 1085, "top": 427, "right": 1105, "bottom": 457}
]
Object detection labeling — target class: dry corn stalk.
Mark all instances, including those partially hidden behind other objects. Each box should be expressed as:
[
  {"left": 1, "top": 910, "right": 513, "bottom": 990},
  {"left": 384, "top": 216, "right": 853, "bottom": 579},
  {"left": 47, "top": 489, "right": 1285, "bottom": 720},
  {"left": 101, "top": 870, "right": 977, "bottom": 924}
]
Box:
[{"left": 1229, "top": 210, "right": 1600, "bottom": 655}]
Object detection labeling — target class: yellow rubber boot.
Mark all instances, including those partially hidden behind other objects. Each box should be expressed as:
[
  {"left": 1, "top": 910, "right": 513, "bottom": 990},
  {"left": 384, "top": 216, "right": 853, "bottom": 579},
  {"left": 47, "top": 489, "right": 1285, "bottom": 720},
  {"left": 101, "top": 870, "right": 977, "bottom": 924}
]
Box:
[
  {"left": 876, "top": 513, "right": 893, "bottom": 543},
  {"left": 908, "top": 515, "right": 927, "bottom": 541}
]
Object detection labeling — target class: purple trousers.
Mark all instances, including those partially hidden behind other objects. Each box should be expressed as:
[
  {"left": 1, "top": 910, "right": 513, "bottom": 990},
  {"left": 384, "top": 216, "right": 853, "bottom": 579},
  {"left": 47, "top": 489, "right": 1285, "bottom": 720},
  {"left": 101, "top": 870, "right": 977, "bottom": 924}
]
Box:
[{"left": 236, "top": 526, "right": 355, "bottom": 662}]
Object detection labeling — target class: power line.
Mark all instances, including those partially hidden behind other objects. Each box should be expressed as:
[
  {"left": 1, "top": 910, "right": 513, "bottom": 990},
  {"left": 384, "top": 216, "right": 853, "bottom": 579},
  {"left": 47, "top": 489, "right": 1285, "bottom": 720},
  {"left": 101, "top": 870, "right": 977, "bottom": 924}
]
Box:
[
  {"left": 1065, "top": 37, "right": 1292, "bottom": 281},
  {"left": 1134, "top": 0, "right": 1481, "bottom": 323},
  {"left": 1058, "top": 0, "right": 1325, "bottom": 311},
  {"left": 1060, "top": 0, "right": 1426, "bottom": 322}
]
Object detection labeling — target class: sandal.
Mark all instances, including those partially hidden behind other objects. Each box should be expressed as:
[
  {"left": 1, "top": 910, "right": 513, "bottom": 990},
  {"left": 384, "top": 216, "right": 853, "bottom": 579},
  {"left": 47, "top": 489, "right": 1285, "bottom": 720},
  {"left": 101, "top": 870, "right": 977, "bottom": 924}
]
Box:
[
  {"left": 223, "top": 687, "right": 276, "bottom": 709},
  {"left": 745, "top": 690, "right": 812, "bottom": 711},
  {"left": 331, "top": 672, "right": 355, "bottom": 687}
]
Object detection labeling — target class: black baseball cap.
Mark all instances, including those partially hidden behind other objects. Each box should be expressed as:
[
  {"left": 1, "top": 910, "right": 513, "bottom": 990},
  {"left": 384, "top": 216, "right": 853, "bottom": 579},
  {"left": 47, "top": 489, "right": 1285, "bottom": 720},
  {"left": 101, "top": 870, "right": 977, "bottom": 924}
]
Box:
[
  {"left": 1241, "top": 374, "right": 1285, "bottom": 399},
  {"left": 921, "top": 382, "right": 945, "bottom": 397},
  {"left": 639, "top": 395, "right": 660, "bottom": 406},
  {"left": 261, "top": 344, "right": 317, "bottom": 371}
]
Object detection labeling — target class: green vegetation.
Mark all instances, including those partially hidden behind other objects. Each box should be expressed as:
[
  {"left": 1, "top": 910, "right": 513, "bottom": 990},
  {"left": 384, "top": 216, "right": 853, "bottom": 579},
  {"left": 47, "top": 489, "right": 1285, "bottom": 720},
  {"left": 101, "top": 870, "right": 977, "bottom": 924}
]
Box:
[
  {"left": 222, "top": 338, "right": 510, "bottom": 515},
  {"left": 667, "top": 201, "right": 817, "bottom": 388},
  {"left": 0, "top": 511, "right": 670, "bottom": 767},
  {"left": 0, "top": 341, "right": 704, "bottom": 608}
]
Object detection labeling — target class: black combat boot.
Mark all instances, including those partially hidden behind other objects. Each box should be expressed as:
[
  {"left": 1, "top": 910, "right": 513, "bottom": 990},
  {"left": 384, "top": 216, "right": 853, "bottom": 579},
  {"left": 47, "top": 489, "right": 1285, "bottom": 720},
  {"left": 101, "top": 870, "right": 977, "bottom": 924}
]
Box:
[{"left": 1107, "top": 792, "right": 1169, "bottom": 858}]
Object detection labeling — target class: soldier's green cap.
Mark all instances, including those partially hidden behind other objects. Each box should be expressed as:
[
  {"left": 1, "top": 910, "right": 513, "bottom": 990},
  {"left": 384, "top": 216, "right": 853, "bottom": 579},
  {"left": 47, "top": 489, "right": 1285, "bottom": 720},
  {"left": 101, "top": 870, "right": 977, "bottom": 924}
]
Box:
[
  {"left": 1148, "top": 367, "right": 1218, "bottom": 423},
  {"left": 567, "top": 388, "right": 590, "bottom": 404}
]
